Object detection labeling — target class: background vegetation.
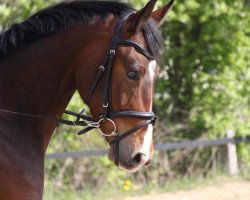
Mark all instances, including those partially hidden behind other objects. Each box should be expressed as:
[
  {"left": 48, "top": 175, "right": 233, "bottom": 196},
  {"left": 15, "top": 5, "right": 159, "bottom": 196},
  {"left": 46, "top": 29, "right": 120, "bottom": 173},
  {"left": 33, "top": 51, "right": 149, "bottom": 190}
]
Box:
[{"left": 1, "top": 0, "right": 250, "bottom": 199}]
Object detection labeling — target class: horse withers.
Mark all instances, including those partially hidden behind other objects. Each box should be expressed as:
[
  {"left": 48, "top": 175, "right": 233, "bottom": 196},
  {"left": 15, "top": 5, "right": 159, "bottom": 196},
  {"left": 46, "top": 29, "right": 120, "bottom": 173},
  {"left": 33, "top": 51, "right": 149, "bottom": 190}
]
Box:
[{"left": 0, "top": 0, "right": 174, "bottom": 199}]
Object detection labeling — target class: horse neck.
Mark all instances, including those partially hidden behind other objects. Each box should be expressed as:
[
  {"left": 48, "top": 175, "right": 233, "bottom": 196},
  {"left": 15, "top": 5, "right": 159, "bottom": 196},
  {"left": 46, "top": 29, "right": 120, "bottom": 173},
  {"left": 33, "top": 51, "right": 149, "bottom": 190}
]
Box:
[
  {"left": 0, "top": 16, "right": 116, "bottom": 153},
  {"left": 0, "top": 16, "right": 117, "bottom": 200}
]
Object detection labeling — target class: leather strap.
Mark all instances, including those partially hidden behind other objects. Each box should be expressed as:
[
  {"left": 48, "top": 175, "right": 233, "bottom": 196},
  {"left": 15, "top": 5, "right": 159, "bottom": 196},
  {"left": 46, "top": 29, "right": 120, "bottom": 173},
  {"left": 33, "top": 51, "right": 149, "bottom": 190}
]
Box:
[
  {"left": 87, "top": 65, "right": 106, "bottom": 106},
  {"left": 110, "top": 110, "right": 155, "bottom": 120},
  {"left": 117, "top": 39, "right": 155, "bottom": 60},
  {"left": 64, "top": 110, "right": 93, "bottom": 121},
  {"left": 77, "top": 126, "right": 96, "bottom": 135},
  {"left": 111, "top": 119, "right": 155, "bottom": 145},
  {"left": 58, "top": 118, "right": 88, "bottom": 127}
]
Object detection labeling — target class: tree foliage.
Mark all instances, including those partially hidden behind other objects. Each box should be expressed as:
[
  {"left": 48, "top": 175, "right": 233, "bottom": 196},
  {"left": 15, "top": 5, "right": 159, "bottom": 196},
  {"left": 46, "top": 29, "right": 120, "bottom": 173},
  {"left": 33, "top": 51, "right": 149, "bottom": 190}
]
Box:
[
  {"left": 0, "top": 0, "right": 57, "bottom": 30},
  {"left": 154, "top": 0, "right": 250, "bottom": 160}
]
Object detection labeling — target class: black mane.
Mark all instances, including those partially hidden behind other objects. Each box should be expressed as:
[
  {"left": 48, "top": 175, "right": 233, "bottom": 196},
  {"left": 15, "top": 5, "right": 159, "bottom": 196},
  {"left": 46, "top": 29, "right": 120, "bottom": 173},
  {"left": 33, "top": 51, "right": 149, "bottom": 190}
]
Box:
[{"left": 0, "top": 1, "right": 164, "bottom": 63}]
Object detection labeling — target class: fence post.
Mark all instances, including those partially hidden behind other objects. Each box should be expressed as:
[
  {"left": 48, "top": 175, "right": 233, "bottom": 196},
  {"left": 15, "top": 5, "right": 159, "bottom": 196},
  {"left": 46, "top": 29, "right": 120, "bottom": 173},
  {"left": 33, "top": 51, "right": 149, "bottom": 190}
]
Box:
[{"left": 226, "top": 129, "right": 238, "bottom": 176}]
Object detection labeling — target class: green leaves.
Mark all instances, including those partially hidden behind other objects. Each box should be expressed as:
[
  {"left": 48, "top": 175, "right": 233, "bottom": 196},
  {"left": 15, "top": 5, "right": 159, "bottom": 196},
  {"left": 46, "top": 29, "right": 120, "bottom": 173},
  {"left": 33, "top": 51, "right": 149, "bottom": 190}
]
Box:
[
  {"left": 156, "top": 0, "right": 250, "bottom": 129},
  {"left": 0, "top": 0, "right": 56, "bottom": 30}
]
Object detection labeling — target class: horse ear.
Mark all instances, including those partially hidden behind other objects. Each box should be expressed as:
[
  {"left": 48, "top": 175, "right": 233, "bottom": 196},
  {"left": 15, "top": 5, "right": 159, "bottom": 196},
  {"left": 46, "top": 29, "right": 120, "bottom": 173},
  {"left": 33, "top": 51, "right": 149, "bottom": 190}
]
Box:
[
  {"left": 126, "top": 0, "right": 157, "bottom": 33},
  {"left": 151, "top": 0, "right": 175, "bottom": 26}
]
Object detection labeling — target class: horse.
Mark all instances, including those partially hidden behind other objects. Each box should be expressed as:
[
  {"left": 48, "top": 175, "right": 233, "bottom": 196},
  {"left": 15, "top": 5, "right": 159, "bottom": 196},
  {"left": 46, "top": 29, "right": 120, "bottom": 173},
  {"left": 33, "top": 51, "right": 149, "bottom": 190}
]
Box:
[{"left": 0, "top": 0, "right": 173, "bottom": 199}]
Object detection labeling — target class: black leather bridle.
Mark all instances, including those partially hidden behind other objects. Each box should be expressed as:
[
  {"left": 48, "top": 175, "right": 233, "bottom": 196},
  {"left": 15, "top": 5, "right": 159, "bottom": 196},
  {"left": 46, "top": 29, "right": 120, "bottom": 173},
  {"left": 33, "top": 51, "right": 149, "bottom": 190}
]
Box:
[
  {"left": 70, "top": 13, "right": 158, "bottom": 145},
  {"left": 0, "top": 14, "right": 158, "bottom": 154}
]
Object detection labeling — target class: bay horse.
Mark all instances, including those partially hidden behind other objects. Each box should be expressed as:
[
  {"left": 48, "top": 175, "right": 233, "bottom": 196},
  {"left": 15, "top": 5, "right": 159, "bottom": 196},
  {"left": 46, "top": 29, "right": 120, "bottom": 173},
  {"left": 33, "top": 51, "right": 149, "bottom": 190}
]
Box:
[{"left": 0, "top": 0, "right": 174, "bottom": 199}]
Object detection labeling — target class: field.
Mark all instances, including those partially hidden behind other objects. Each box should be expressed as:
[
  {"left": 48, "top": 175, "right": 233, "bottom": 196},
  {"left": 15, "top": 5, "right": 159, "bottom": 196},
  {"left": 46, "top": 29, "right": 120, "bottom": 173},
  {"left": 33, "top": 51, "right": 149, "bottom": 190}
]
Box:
[
  {"left": 116, "top": 180, "right": 250, "bottom": 200},
  {"left": 44, "top": 175, "right": 250, "bottom": 200}
]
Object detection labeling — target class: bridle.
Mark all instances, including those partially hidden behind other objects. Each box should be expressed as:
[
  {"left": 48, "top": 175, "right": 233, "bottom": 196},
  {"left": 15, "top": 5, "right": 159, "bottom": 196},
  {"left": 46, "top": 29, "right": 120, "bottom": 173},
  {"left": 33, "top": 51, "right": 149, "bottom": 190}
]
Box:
[
  {"left": 80, "top": 13, "right": 158, "bottom": 144},
  {"left": 0, "top": 14, "right": 158, "bottom": 158}
]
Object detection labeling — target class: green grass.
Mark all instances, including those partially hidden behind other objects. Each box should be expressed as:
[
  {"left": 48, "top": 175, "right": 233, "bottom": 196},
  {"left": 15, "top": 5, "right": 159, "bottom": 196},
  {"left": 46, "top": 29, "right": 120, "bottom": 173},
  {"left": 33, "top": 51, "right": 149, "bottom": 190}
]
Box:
[{"left": 43, "top": 173, "right": 249, "bottom": 200}]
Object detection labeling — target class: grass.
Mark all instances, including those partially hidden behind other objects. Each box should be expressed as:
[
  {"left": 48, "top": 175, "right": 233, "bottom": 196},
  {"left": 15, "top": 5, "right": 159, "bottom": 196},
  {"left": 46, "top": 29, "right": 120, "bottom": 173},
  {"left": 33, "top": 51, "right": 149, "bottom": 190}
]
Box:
[{"left": 43, "top": 173, "right": 249, "bottom": 200}]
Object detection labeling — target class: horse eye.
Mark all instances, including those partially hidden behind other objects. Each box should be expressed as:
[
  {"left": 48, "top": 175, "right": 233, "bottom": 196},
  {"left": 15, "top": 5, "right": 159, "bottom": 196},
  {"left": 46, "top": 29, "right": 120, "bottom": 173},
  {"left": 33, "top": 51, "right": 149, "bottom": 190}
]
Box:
[{"left": 127, "top": 71, "right": 139, "bottom": 81}]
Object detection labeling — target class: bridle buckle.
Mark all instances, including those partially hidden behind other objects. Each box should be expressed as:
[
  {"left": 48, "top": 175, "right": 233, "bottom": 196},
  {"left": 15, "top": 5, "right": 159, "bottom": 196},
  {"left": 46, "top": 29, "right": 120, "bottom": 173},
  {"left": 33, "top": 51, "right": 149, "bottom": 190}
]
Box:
[
  {"left": 99, "top": 66, "right": 105, "bottom": 72},
  {"left": 152, "top": 116, "right": 158, "bottom": 126},
  {"left": 86, "top": 121, "right": 99, "bottom": 128},
  {"left": 110, "top": 50, "right": 116, "bottom": 56},
  {"left": 103, "top": 103, "right": 109, "bottom": 108}
]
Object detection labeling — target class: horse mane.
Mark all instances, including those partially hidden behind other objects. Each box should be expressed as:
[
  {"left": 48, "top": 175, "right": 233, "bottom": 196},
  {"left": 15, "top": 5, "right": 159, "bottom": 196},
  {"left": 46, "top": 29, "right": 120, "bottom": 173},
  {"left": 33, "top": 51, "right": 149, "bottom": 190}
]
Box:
[{"left": 0, "top": 1, "right": 164, "bottom": 63}]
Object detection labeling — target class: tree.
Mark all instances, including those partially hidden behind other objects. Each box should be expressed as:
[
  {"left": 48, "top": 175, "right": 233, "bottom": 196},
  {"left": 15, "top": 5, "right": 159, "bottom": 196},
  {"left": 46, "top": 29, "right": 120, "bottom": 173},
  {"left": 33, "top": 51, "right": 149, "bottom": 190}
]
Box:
[
  {"left": 154, "top": 0, "right": 250, "bottom": 137},
  {"left": 0, "top": 0, "right": 56, "bottom": 31}
]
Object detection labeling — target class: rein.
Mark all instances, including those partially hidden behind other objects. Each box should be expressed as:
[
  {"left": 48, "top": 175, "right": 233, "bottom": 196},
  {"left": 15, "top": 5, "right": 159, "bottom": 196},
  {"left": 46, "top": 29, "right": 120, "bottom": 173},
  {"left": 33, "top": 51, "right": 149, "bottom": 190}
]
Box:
[
  {"left": 0, "top": 108, "right": 95, "bottom": 129},
  {"left": 0, "top": 14, "right": 158, "bottom": 164}
]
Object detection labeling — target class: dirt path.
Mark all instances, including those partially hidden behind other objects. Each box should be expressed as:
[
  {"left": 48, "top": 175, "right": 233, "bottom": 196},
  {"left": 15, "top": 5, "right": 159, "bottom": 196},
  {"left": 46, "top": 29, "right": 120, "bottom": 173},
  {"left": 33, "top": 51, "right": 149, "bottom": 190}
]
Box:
[{"left": 118, "top": 180, "right": 250, "bottom": 200}]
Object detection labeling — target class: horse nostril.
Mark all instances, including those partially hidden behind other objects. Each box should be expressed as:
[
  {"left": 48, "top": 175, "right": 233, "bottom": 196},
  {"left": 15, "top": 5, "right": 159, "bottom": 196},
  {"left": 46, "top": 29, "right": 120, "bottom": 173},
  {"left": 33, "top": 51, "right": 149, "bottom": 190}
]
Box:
[{"left": 130, "top": 153, "right": 146, "bottom": 167}]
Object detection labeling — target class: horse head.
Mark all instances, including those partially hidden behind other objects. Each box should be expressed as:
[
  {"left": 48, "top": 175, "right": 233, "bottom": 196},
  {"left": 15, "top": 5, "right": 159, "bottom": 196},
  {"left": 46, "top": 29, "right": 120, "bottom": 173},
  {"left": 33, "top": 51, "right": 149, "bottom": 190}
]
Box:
[{"left": 75, "top": 0, "right": 174, "bottom": 172}]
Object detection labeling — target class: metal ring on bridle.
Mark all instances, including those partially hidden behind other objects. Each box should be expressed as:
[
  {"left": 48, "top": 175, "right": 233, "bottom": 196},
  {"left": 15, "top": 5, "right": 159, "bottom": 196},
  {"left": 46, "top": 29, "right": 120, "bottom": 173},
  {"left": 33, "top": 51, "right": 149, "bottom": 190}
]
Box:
[{"left": 97, "top": 118, "right": 117, "bottom": 137}]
